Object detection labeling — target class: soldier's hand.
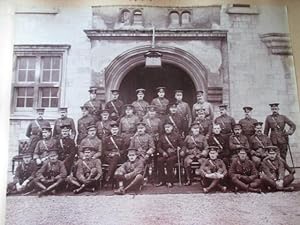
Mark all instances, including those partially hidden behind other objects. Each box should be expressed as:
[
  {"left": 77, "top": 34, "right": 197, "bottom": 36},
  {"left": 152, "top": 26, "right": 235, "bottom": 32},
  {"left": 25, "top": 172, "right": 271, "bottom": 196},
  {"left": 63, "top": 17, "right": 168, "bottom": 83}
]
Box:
[
  {"left": 40, "top": 178, "right": 46, "bottom": 183},
  {"left": 36, "top": 158, "right": 42, "bottom": 165},
  {"left": 163, "top": 152, "right": 168, "bottom": 158},
  {"left": 180, "top": 151, "right": 185, "bottom": 157},
  {"left": 124, "top": 174, "right": 130, "bottom": 180},
  {"left": 276, "top": 180, "right": 284, "bottom": 188}
]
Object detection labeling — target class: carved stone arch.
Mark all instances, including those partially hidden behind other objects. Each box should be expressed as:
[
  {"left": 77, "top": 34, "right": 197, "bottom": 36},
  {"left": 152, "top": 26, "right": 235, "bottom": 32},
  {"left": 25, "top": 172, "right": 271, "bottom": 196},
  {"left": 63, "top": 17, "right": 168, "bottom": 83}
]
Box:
[{"left": 104, "top": 45, "right": 208, "bottom": 100}]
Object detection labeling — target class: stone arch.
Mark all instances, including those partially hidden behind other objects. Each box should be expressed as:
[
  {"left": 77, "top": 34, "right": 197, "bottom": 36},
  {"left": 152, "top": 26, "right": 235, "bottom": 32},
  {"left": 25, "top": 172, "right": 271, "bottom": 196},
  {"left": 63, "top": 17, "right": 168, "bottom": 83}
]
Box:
[{"left": 104, "top": 45, "right": 208, "bottom": 100}]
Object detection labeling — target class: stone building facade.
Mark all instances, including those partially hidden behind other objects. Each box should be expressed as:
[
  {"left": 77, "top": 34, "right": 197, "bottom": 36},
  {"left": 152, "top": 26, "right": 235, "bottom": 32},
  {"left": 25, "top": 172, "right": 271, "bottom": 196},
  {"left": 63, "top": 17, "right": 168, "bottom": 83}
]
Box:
[{"left": 9, "top": 4, "right": 300, "bottom": 170}]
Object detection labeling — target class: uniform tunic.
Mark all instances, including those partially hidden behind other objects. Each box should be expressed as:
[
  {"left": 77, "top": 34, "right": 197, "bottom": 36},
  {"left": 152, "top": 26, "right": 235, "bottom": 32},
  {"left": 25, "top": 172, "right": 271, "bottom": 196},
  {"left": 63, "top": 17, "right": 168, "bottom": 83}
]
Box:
[
  {"left": 77, "top": 114, "right": 95, "bottom": 145},
  {"left": 238, "top": 117, "right": 258, "bottom": 138},
  {"left": 13, "top": 161, "right": 37, "bottom": 184},
  {"left": 261, "top": 158, "right": 285, "bottom": 180},
  {"left": 56, "top": 136, "right": 77, "bottom": 173},
  {"left": 105, "top": 99, "right": 124, "bottom": 121},
  {"left": 249, "top": 133, "right": 272, "bottom": 158},
  {"left": 228, "top": 134, "right": 250, "bottom": 156},
  {"left": 164, "top": 114, "right": 184, "bottom": 135},
  {"left": 103, "top": 134, "right": 125, "bottom": 158},
  {"left": 214, "top": 114, "right": 236, "bottom": 136},
  {"left": 229, "top": 158, "right": 258, "bottom": 179},
  {"left": 183, "top": 134, "right": 208, "bottom": 157},
  {"left": 34, "top": 137, "right": 58, "bottom": 159},
  {"left": 176, "top": 101, "right": 192, "bottom": 133},
  {"left": 132, "top": 100, "right": 149, "bottom": 120},
  {"left": 84, "top": 99, "right": 102, "bottom": 121},
  {"left": 129, "top": 133, "right": 155, "bottom": 158},
  {"left": 36, "top": 160, "right": 67, "bottom": 180},
  {"left": 79, "top": 136, "right": 102, "bottom": 158},
  {"left": 193, "top": 117, "right": 213, "bottom": 137},
  {"left": 115, "top": 159, "right": 145, "bottom": 180},
  {"left": 192, "top": 101, "right": 214, "bottom": 120},
  {"left": 199, "top": 158, "right": 227, "bottom": 177},
  {"left": 142, "top": 116, "right": 162, "bottom": 141},
  {"left": 53, "top": 117, "right": 76, "bottom": 138},
  {"left": 75, "top": 158, "right": 102, "bottom": 182},
  {"left": 96, "top": 119, "right": 112, "bottom": 140},
  {"left": 151, "top": 97, "right": 169, "bottom": 118}
]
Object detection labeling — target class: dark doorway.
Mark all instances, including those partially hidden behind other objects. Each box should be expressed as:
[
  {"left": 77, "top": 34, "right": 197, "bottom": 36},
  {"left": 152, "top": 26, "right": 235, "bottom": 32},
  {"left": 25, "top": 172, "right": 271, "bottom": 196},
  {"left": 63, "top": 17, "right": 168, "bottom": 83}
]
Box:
[{"left": 119, "top": 63, "right": 197, "bottom": 107}]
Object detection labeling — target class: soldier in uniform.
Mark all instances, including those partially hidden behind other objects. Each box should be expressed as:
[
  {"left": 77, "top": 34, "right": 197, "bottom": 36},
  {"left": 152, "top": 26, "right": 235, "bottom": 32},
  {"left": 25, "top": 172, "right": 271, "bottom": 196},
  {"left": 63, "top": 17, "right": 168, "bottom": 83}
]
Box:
[
  {"left": 174, "top": 90, "right": 192, "bottom": 135},
  {"left": 142, "top": 105, "right": 162, "bottom": 142},
  {"left": 199, "top": 146, "right": 227, "bottom": 193},
  {"left": 56, "top": 124, "right": 77, "bottom": 174},
  {"left": 84, "top": 86, "right": 102, "bottom": 122},
  {"left": 132, "top": 88, "right": 149, "bottom": 121},
  {"left": 119, "top": 104, "right": 140, "bottom": 148},
  {"left": 214, "top": 104, "right": 236, "bottom": 142},
  {"left": 164, "top": 102, "right": 184, "bottom": 136},
  {"left": 193, "top": 109, "right": 213, "bottom": 138},
  {"left": 102, "top": 121, "right": 125, "bottom": 182},
  {"left": 7, "top": 153, "right": 37, "bottom": 195},
  {"left": 260, "top": 146, "right": 294, "bottom": 191},
  {"left": 207, "top": 124, "right": 229, "bottom": 165},
  {"left": 77, "top": 105, "right": 95, "bottom": 145},
  {"left": 114, "top": 148, "right": 145, "bottom": 195},
  {"left": 150, "top": 87, "right": 169, "bottom": 120},
  {"left": 192, "top": 90, "right": 214, "bottom": 121},
  {"left": 249, "top": 122, "right": 272, "bottom": 169},
  {"left": 66, "top": 146, "right": 102, "bottom": 194},
  {"left": 34, "top": 149, "right": 67, "bottom": 197},
  {"left": 96, "top": 109, "right": 112, "bottom": 141},
  {"left": 182, "top": 122, "right": 209, "bottom": 186},
  {"left": 238, "top": 106, "right": 258, "bottom": 141},
  {"left": 156, "top": 122, "right": 183, "bottom": 188},
  {"left": 79, "top": 124, "right": 102, "bottom": 160},
  {"left": 129, "top": 122, "right": 155, "bottom": 163},
  {"left": 229, "top": 147, "right": 261, "bottom": 193},
  {"left": 105, "top": 89, "right": 124, "bottom": 121},
  {"left": 228, "top": 124, "right": 250, "bottom": 160},
  {"left": 264, "top": 103, "right": 296, "bottom": 160},
  {"left": 26, "top": 108, "right": 51, "bottom": 154},
  {"left": 33, "top": 125, "right": 57, "bottom": 166},
  {"left": 53, "top": 107, "right": 76, "bottom": 139}
]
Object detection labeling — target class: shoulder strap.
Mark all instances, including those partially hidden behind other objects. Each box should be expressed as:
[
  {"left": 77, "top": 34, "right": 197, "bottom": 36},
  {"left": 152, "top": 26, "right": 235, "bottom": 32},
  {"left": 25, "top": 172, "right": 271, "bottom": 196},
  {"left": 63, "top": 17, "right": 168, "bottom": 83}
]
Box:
[
  {"left": 271, "top": 116, "right": 281, "bottom": 129},
  {"left": 234, "top": 136, "right": 241, "bottom": 145},
  {"left": 82, "top": 160, "right": 91, "bottom": 171},
  {"left": 110, "top": 136, "right": 119, "bottom": 150},
  {"left": 111, "top": 101, "right": 119, "bottom": 114},
  {"left": 42, "top": 140, "right": 49, "bottom": 151},
  {"left": 213, "top": 136, "right": 223, "bottom": 149},
  {"left": 190, "top": 135, "right": 198, "bottom": 147},
  {"left": 254, "top": 136, "right": 265, "bottom": 148},
  {"left": 89, "top": 101, "right": 96, "bottom": 110},
  {"left": 34, "top": 120, "right": 41, "bottom": 129},
  {"left": 59, "top": 139, "right": 65, "bottom": 150},
  {"left": 157, "top": 98, "right": 163, "bottom": 107},
  {"left": 164, "top": 134, "right": 175, "bottom": 149},
  {"left": 168, "top": 116, "right": 178, "bottom": 130}
]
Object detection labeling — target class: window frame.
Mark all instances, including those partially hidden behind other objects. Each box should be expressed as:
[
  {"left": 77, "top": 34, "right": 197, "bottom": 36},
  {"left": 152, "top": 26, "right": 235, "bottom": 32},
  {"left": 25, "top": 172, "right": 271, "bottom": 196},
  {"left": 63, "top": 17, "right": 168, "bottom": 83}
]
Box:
[{"left": 11, "top": 45, "right": 70, "bottom": 119}]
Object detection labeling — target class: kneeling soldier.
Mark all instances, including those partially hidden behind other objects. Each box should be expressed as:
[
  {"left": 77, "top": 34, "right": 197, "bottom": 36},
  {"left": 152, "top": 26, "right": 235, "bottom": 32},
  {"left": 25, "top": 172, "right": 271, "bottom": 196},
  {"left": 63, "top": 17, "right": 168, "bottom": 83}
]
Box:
[
  {"left": 182, "top": 122, "right": 208, "bottom": 186},
  {"left": 199, "top": 146, "right": 227, "bottom": 193},
  {"left": 34, "top": 150, "right": 67, "bottom": 197},
  {"left": 67, "top": 146, "right": 102, "bottom": 194},
  {"left": 7, "top": 153, "right": 37, "bottom": 195},
  {"left": 229, "top": 147, "right": 261, "bottom": 193},
  {"left": 114, "top": 148, "right": 145, "bottom": 195},
  {"left": 261, "top": 146, "right": 294, "bottom": 192}
]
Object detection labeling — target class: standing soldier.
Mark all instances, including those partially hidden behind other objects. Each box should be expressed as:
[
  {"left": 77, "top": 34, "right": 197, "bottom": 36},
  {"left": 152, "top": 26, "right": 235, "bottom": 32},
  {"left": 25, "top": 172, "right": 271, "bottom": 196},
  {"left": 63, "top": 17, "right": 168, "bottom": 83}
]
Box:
[
  {"left": 56, "top": 125, "right": 77, "bottom": 174},
  {"left": 164, "top": 102, "right": 184, "bottom": 137},
  {"left": 264, "top": 103, "right": 296, "bottom": 160},
  {"left": 96, "top": 109, "right": 112, "bottom": 141},
  {"left": 77, "top": 105, "right": 95, "bottom": 145},
  {"left": 105, "top": 89, "right": 124, "bottom": 122},
  {"left": 238, "top": 106, "right": 258, "bottom": 141},
  {"left": 79, "top": 125, "right": 102, "bottom": 160},
  {"left": 119, "top": 104, "right": 140, "bottom": 148},
  {"left": 192, "top": 90, "right": 214, "bottom": 121},
  {"left": 199, "top": 146, "right": 227, "bottom": 193},
  {"left": 34, "top": 149, "right": 67, "bottom": 197},
  {"left": 102, "top": 121, "right": 125, "bottom": 182},
  {"left": 26, "top": 108, "right": 51, "bottom": 154},
  {"left": 142, "top": 105, "right": 162, "bottom": 142},
  {"left": 156, "top": 122, "right": 183, "bottom": 188},
  {"left": 174, "top": 90, "right": 192, "bottom": 135},
  {"left": 229, "top": 147, "right": 261, "bottom": 193},
  {"left": 228, "top": 124, "right": 250, "bottom": 160},
  {"left": 33, "top": 125, "right": 57, "bottom": 166},
  {"left": 84, "top": 86, "right": 102, "bottom": 122},
  {"left": 132, "top": 88, "right": 149, "bottom": 121},
  {"left": 193, "top": 109, "right": 213, "bottom": 139},
  {"left": 182, "top": 122, "right": 208, "bottom": 186},
  {"left": 215, "top": 104, "right": 236, "bottom": 142},
  {"left": 7, "top": 153, "right": 37, "bottom": 195},
  {"left": 114, "top": 149, "right": 145, "bottom": 195},
  {"left": 249, "top": 122, "right": 272, "bottom": 169},
  {"left": 129, "top": 122, "right": 155, "bottom": 163},
  {"left": 261, "top": 146, "right": 294, "bottom": 191},
  {"left": 67, "top": 146, "right": 102, "bottom": 194},
  {"left": 53, "top": 107, "right": 76, "bottom": 139},
  {"left": 151, "top": 87, "right": 169, "bottom": 120}
]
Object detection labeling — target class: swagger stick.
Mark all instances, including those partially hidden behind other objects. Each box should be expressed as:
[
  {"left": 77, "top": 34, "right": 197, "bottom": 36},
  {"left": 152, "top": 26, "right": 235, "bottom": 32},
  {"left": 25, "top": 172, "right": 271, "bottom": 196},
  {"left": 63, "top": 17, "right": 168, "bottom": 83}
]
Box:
[{"left": 177, "top": 147, "right": 182, "bottom": 186}]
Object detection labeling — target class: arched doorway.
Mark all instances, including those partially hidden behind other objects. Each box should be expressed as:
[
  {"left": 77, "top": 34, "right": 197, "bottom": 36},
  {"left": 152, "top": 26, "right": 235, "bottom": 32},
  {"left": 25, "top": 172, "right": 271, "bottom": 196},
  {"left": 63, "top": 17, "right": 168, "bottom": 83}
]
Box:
[{"left": 119, "top": 63, "right": 197, "bottom": 106}]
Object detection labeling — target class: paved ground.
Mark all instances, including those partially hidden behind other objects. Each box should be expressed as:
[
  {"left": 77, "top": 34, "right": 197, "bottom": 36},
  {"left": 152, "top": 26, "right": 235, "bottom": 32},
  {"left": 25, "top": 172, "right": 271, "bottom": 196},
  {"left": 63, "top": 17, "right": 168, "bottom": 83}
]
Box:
[{"left": 5, "top": 184, "right": 300, "bottom": 225}]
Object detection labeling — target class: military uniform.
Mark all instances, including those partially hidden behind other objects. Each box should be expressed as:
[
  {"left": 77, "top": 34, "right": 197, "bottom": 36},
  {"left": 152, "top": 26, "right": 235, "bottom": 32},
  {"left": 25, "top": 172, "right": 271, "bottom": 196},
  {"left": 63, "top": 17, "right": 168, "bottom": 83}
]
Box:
[
  {"left": 84, "top": 99, "right": 102, "bottom": 121},
  {"left": 57, "top": 135, "right": 77, "bottom": 174},
  {"left": 96, "top": 119, "right": 112, "bottom": 140},
  {"left": 264, "top": 112, "right": 296, "bottom": 159},
  {"left": 164, "top": 113, "right": 184, "bottom": 136},
  {"left": 79, "top": 136, "right": 102, "bottom": 159},
  {"left": 192, "top": 101, "right": 214, "bottom": 121},
  {"left": 176, "top": 100, "right": 192, "bottom": 134},
  {"left": 105, "top": 99, "right": 124, "bottom": 121},
  {"left": 129, "top": 133, "right": 155, "bottom": 160},
  {"left": 214, "top": 114, "right": 236, "bottom": 139},
  {"left": 193, "top": 117, "right": 213, "bottom": 137},
  {"left": 151, "top": 97, "right": 169, "bottom": 120},
  {"left": 34, "top": 137, "right": 58, "bottom": 162},
  {"left": 119, "top": 114, "right": 139, "bottom": 147},
  {"left": 228, "top": 134, "right": 249, "bottom": 158},
  {"left": 239, "top": 117, "right": 258, "bottom": 140},
  {"left": 142, "top": 116, "right": 162, "bottom": 142},
  {"left": 207, "top": 133, "right": 229, "bottom": 160},
  {"left": 249, "top": 133, "right": 272, "bottom": 168},
  {"left": 77, "top": 113, "right": 95, "bottom": 145},
  {"left": 53, "top": 117, "right": 76, "bottom": 138},
  {"left": 132, "top": 100, "right": 149, "bottom": 121}
]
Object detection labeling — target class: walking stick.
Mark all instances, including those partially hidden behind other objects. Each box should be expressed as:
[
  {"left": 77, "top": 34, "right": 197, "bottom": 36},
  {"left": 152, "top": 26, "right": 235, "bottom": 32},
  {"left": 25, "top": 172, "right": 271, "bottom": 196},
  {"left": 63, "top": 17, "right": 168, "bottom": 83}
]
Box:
[
  {"left": 177, "top": 147, "right": 182, "bottom": 186},
  {"left": 287, "top": 143, "right": 295, "bottom": 169}
]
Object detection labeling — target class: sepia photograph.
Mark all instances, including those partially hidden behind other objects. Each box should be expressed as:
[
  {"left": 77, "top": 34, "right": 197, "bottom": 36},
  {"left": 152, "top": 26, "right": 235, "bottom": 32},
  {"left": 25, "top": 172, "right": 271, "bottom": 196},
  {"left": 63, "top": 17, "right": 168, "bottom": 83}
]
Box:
[{"left": 3, "top": 0, "right": 300, "bottom": 224}]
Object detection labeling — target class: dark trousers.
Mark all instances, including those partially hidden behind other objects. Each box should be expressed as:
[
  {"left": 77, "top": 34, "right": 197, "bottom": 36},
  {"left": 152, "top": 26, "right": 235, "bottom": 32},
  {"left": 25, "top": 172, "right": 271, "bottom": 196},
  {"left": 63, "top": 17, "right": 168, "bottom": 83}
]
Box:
[
  {"left": 115, "top": 174, "right": 144, "bottom": 191},
  {"left": 34, "top": 177, "right": 64, "bottom": 192},
  {"left": 231, "top": 175, "right": 261, "bottom": 190},
  {"left": 104, "top": 155, "right": 121, "bottom": 179},
  {"left": 157, "top": 155, "right": 178, "bottom": 183},
  {"left": 261, "top": 174, "right": 294, "bottom": 189},
  {"left": 275, "top": 143, "right": 288, "bottom": 160}
]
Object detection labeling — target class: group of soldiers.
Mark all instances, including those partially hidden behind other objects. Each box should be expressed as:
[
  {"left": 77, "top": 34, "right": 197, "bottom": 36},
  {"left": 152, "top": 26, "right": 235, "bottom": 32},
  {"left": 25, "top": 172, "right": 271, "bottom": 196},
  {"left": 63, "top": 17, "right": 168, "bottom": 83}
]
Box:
[{"left": 7, "top": 86, "right": 297, "bottom": 196}]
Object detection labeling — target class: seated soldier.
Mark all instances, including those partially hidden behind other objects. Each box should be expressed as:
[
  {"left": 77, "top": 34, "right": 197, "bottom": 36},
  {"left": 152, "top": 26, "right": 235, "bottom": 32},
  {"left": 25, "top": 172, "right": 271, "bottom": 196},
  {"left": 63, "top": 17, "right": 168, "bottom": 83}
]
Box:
[
  {"left": 67, "top": 146, "right": 102, "bottom": 194},
  {"left": 229, "top": 123, "right": 250, "bottom": 160},
  {"left": 260, "top": 146, "right": 294, "bottom": 192},
  {"left": 7, "top": 153, "right": 37, "bottom": 195},
  {"left": 182, "top": 122, "right": 208, "bottom": 186},
  {"left": 79, "top": 124, "right": 102, "bottom": 160},
  {"left": 199, "top": 146, "right": 227, "bottom": 193},
  {"left": 249, "top": 122, "right": 272, "bottom": 169},
  {"left": 33, "top": 124, "right": 57, "bottom": 166},
  {"left": 96, "top": 109, "right": 112, "bottom": 141},
  {"left": 129, "top": 122, "right": 155, "bottom": 164},
  {"left": 56, "top": 124, "right": 77, "bottom": 174},
  {"left": 229, "top": 147, "right": 261, "bottom": 193},
  {"left": 114, "top": 148, "right": 145, "bottom": 195},
  {"left": 102, "top": 121, "right": 125, "bottom": 182},
  {"left": 156, "top": 121, "right": 183, "bottom": 188},
  {"left": 34, "top": 150, "right": 67, "bottom": 197},
  {"left": 193, "top": 109, "right": 212, "bottom": 139}
]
